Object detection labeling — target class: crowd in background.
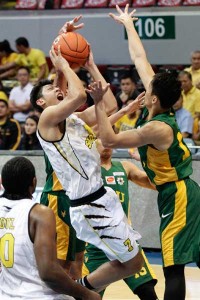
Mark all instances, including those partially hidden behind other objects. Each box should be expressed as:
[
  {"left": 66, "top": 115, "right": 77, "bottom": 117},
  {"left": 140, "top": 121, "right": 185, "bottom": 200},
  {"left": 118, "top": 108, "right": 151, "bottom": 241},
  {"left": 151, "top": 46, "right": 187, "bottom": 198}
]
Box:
[{"left": 0, "top": 37, "right": 200, "bottom": 152}]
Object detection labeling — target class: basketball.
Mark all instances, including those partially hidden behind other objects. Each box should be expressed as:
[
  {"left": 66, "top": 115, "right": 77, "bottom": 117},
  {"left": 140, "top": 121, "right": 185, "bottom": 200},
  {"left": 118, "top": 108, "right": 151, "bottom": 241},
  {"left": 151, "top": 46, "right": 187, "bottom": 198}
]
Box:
[{"left": 53, "top": 32, "right": 90, "bottom": 69}]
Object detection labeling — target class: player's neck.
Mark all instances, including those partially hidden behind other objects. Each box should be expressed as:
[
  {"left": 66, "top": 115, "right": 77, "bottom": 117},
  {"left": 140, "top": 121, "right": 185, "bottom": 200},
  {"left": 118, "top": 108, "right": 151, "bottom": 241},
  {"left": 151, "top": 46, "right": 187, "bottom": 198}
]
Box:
[{"left": 101, "top": 159, "right": 112, "bottom": 170}]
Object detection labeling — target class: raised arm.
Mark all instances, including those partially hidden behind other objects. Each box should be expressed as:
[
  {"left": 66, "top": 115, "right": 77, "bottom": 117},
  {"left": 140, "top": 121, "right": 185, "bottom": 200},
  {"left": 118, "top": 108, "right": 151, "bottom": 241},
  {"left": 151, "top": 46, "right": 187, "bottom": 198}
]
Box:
[
  {"left": 77, "top": 50, "right": 118, "bottom": 127},
  {"left": 53, "top": 15, "right": 85, "bottom": 95},
  {"left": 109, "top": 5, "right": 155, "bottom": 90},
  {"left": 39, "top": 46, "right": 86, "bottom": 131}
]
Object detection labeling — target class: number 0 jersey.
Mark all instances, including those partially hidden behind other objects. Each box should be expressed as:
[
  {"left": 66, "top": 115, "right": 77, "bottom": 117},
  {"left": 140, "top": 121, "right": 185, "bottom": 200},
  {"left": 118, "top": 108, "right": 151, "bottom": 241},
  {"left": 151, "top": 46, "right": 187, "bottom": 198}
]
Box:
[
  {"left": 37, "top": 114, "right": 103, "bottom": 200},
  {"left": 0, "top": 198, "right": 72, "bottom": 299}
]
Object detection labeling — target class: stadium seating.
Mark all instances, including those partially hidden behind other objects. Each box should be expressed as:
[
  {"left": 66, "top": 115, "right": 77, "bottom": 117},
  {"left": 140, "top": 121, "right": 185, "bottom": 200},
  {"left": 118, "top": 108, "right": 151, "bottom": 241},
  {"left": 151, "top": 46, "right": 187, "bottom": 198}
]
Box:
[{"left": 13, "top": 0, "right": 200, "bottom": 9}]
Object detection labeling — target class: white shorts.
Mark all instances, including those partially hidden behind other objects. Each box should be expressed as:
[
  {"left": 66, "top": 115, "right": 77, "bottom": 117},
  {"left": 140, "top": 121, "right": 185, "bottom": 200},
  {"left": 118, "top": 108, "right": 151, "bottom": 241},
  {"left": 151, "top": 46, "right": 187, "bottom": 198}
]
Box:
[{"left": 70, "top": 186, "right": 141, "bottom": 263}]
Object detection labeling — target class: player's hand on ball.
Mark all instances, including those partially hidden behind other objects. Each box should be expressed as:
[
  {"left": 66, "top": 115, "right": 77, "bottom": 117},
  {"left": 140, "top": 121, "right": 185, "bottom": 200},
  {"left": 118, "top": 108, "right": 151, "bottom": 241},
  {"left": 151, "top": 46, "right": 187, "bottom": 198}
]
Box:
[
  {"left": 58, "top": 15, "right": 84, "bottom": 35},
  {"left": 83, "top": 46, "right": 95, "bottom": 70},
  {"left": 49, "top": 45, "right": 70, "bottom": 71},
  {"left": 86, "top": 81, "right": 110, "bottom": 103}
]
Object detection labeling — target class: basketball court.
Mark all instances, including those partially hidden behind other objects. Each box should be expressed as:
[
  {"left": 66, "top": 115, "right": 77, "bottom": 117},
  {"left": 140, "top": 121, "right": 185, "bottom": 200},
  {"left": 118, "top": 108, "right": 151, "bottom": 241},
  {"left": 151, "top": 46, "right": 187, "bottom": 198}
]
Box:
[{"left": 104, "top": 251, "right": 200, "bottom": 300}]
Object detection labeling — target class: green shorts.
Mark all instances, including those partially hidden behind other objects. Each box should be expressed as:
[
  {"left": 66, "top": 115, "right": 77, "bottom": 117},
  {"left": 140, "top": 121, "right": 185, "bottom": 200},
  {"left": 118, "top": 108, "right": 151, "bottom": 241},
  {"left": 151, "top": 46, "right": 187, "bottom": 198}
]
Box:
[
  {"left": 157, "top": 178, "right": 200, "bottom": 267},
  {"left": 82, "top": 244, "right": 157, "bottom": 295},
  {"left": 40, "top": 191, "right": 85, "bottom": 261}
]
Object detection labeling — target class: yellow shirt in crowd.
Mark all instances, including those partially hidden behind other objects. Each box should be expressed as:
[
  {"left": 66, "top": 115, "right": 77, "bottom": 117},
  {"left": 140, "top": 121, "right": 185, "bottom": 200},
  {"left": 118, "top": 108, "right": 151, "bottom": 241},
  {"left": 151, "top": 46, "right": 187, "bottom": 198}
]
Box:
[
  {"left": 15, "top": 48, "right": 49, "bottom": 80},
  {"left": 182, "top": 86, "right": 200, "bottom": 117}
]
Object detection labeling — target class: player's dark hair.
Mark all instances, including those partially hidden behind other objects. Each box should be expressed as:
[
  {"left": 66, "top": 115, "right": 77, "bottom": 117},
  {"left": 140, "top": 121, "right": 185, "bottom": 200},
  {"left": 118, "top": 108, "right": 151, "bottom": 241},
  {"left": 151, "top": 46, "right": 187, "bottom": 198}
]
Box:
[
  {"left": 15, "top": 37, "right": 29, "bottom": 48},
  {"left": 1, "top": 157, "right": 36, "bottom": 200},
  {"left": 151, "top": 72, "right": 181, "bottom": 109},
  {"left": 30, "top": 79, "right": 52, "bottom": 112}
]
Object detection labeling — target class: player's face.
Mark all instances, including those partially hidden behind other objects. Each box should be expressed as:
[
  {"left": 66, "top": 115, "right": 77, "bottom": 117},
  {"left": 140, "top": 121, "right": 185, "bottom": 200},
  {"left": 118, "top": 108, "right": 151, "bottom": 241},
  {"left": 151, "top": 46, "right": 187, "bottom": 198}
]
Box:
[
  {"left": 191, "top": 52, "right": 200, "bottom": 70},
  {"left": 42, "top": 84, "right": 64, "bottom": 107},
  {"left": 120, "top": 78, "right": 135, "bottom": 95},
  {"left": 96, "top": 140, "right": 112, "bottom": 160},
  {"left": 24, "top": 118, "right": 37, "bottom": 135}
]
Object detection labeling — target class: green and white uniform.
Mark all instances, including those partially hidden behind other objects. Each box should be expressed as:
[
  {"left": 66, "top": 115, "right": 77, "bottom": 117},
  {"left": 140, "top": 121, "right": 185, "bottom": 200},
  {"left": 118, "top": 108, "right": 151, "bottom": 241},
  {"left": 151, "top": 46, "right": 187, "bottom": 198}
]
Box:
[
  {"left": 83, "top": 161, "right": 157, "bottom": 294},
  {"left": 137, "top": 108, "right": 200, "bottom": 267},
  {"left": 38, "top": 114, "right": 141, "bottom": 263}
]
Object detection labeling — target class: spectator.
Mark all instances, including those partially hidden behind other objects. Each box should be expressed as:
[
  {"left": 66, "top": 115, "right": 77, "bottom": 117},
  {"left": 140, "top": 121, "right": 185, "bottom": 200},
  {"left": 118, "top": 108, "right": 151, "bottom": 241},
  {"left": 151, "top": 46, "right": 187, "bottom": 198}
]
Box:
[
  {"left": 114, "top": 99, "right": 141, "bottom": 133},
  {"left": 0, "top": 40, "right": 18, "bottom": 80},
  {"left": 185, "top": 50, "right": 200, "bottom": 89},
  {"left": 19, "top": 115, "right": 42, "bottom": 150},
  {"left": 0, "top": 37, "right": 49, "bottom": 83},
  {"left": 193, "top": 116, "right": 200, "bottom": 145},
  {"left": 173, "top": 95, "right": 193, "bottom": 138},
  {"left": 0, "top": 91, "right": 21, "bottom": 150},
  {"left": 9, "top": 66, "right": 33, "bottom": 127},
  {"left": 115, "top": 73, "right": 140, "bottom": 109},
  {"left": 178, "top": 70, "right": 200, "bottom": 118},
  {"left": 15, "top": 37, "right": 49, "bottom": 82}
]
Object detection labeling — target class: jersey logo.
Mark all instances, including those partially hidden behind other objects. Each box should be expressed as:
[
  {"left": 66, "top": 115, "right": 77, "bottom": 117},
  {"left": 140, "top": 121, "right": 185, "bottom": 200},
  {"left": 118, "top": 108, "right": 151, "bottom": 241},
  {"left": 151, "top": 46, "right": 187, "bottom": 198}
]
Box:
[
  {"left": 105, "top": 176, "right": 116, "bottom": 185},
  {"left": 84, "top": 124, "right": 96, "bottom": 149},
  {"left": 61, "top": 210, "right": 66, "bottom": 218},
  {"left": 161, "top": 212, "right": 173, "bottom": 218},
  {"left": 116, "top": 177, "right": 125, "bottom": 185}
]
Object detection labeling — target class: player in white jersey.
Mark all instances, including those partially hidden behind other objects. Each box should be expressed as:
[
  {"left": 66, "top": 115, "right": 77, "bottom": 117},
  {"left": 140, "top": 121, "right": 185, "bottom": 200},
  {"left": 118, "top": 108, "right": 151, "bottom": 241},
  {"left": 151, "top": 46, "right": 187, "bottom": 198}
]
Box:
[
  {"left": 30, "top": 16, "right": 145, "bottom": 292},
  {"left": 0, "top": 156, "right": 100, "bottom": 300}
]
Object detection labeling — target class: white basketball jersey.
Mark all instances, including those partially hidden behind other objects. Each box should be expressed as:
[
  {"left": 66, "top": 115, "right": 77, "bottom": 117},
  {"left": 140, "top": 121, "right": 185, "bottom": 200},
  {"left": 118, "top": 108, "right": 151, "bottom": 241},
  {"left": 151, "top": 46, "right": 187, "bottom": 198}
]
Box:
[
  {"left": 37, "top": 114, "right": 103, "bottom": 200},
  {"left": 0, "top": 198, "right": 73, "bottom": 300}
]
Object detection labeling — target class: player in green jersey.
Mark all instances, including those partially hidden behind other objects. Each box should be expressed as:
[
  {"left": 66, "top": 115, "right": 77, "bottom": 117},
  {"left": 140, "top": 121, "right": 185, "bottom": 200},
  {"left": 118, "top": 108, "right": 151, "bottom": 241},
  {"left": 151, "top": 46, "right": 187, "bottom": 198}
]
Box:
[
  {"left": 83, "top": 140, "right": 159, "bottom": 300},
  {"left": 91, "top": 5, "right": 200, "bottom": 300},
  {"left": 40, "top": 153, "right": 85, "bottom": 278}
]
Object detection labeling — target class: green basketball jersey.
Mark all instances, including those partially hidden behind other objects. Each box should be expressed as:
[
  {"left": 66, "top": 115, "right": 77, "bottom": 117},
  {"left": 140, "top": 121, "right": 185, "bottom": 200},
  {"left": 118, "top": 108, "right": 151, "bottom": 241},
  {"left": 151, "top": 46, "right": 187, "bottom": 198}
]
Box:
[
  {"left": 101, "top": 161, "right": 129, "bottom": 216},
  {"left": 137, "top": 109, "right": 192, "bottom": 187},
  {"left": 85, "top": 161, "right": 130, "bottom": 259},
  {"left": 42, "top": 153, "right": 63, "bottom": 193}
]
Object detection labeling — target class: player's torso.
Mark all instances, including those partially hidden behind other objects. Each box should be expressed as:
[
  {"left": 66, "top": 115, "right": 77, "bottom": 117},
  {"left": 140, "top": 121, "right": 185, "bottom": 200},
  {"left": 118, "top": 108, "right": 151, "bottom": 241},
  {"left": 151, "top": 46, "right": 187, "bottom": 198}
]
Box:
[
  {"left": 38, "top": 114, "right": 103, "bottom": 200},
  {"left": 137, "top": 109, "right": 192, "bottom": 186},
  {"left": 101, "top": 161, "right": 129, "bottom": 216}
]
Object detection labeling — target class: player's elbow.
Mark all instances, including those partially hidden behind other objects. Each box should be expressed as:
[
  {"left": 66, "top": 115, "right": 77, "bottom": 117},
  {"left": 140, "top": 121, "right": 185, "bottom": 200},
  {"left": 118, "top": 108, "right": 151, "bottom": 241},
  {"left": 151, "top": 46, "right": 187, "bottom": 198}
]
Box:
[{"left": 101, "top": 137, "right": 117, "bottom": 149}]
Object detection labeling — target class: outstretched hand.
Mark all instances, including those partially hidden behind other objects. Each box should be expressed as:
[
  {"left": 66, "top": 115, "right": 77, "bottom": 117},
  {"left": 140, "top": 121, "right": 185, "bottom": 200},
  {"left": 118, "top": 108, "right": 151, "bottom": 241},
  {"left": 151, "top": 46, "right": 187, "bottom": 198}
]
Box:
[
  {"left": 86, "top": 81, "right": 110, "bottom": 103},
  {"left": 109, "top": 4, "right": 138, "bottom": 25},
  {"left": 58, "top": 15, "right": 84, "bottom": 35},
  {"left": 122, "top": 91, "right": 145, "bottom": 114},
  {"left": 128, "top": 148, "right": 141, "bottom": 161},
  {"left": 49, "top": 45, "right": 69, "bottom": 71}
]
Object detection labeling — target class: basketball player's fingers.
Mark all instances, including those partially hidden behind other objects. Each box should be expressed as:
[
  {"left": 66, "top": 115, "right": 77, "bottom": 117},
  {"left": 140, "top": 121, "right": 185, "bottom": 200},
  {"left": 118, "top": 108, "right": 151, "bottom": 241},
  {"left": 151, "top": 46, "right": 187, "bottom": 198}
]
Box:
[
  {"left": 74, "top": 23, "right": 84, "bottom": 30},
  {"left": 116, "top": 4, "right": 123, "bottom": 14},
  {"left": 108, "top": 13, "right": 116, "bottom": 20},
  {"left": 57, "top": 45, "right": 62, "bottom": 57},
  {"left": 129, "top": 9, "right": 136, "bottom": 17},
  {"left": 97, "top": 80, "right": 102, "bottom": 89},
  {"left": 124, "top": 3, "right": 129, "bottom": 14},
  {"left": 73, "top": 15, "right": 82, "bottom": 23},
  {"left": 138, "top": 91, "right": 146, "bottom": 99},
  {"left": 103, "top": 83, "right": 110, "bottom": 94},
  {"left": 109, "top": 13, "right": 121, "bottom": 24}
]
